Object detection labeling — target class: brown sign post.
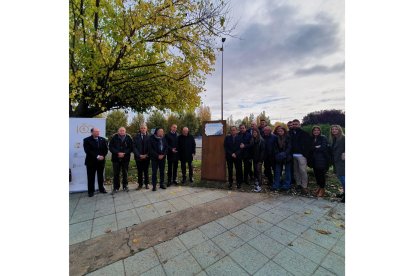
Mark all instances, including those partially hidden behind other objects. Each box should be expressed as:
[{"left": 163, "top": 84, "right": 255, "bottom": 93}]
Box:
[{"left": 201, "top": 120, "right": 227, "bottom": 182}]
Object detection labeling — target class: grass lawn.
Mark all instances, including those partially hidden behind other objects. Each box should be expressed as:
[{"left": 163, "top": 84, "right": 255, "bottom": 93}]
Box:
[{"left": 104, "top": 158, "right": 342, "bottom": 200}]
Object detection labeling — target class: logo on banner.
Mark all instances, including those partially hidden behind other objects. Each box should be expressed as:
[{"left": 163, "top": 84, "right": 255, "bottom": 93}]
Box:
[{"left": 77, "top": 123, "right": 93, "bottom": 134}]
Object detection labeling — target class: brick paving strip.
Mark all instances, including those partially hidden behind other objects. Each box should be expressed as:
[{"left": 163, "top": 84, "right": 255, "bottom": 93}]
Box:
[{"left": 69, "top": 191, "right": 269, "bottom": 275}]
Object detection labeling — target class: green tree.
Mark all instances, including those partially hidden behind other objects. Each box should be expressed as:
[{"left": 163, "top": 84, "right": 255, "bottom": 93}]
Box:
[
  {"left": 147, "top": 110, "right": 167, "bottom": 134},
  {"left": 180, "top": 111, "right": 199, "bottom": 135},
  {"left": 301, "top": 109, "right": 345, "bottom": 127},
  {"left": 256, "top": 111, "right": 272, "bottom": 128},
  {"left": 69, "top": 0, "right": 233, "bottom": 118},
  {"left": 166, "top": 113, "right": 180, "bottom": 131},
  {"left": 126, "top": 113, "right": 146, "bottom": 135},
  {"left": 106, "top": 110, "right": 128, "bottom": 138}
]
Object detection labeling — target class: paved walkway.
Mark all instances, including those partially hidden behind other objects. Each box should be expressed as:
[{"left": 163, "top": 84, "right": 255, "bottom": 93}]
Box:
[{"left": 70, "top": 186, "right": 345, "bottom": 276}]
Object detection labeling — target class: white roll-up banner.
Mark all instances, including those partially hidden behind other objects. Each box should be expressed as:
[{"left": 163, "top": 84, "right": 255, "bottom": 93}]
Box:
[{"left": 69, "top": 118, "right": 106, "bottom": 193}]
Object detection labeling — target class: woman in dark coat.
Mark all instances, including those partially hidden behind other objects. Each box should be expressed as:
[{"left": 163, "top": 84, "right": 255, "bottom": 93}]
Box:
[
  {"left": 272, "top": 126, "right": 292, "bottom": 192},
  {"left": 251, "top": 129, "right": 265, "bottom": 192},
  {"left": 309, "top": 126, "right": 330, "bottom": 197},
  {"left": 330, "top": 125, "right": 345, "bottom": 203}
]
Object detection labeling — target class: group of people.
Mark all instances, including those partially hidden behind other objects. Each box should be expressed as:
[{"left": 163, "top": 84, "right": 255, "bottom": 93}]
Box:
[
  {"left": 224, "top": 119, "right": 345, "bottom": 202},
  {"left": 83, "top": 124, "right": 196, "bottom": 197},
  {"left": 82, "top": 119, "right": 345, "bottom": 203}
]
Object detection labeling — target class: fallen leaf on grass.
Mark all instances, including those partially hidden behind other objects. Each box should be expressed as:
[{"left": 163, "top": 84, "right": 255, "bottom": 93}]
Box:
[
  {"left": 105, "top": 229, "right": 112, "bottom": 233},
  {"left": 316, "top": 229, "right": 332, "bottom": 235}
]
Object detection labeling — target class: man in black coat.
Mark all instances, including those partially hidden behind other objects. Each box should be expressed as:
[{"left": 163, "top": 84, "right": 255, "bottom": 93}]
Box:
[
  {"left": 263, "top": 126, "right": 277, "bottom": 185},
  {"left": 177, "top": 127, "right": 196, "bottom": 183},
  {"left": 83, "top": 128, "right": 108, "bottom": 197},
  {"left": 224, "top": 126, "right": 243, "bottom": 189},
  {"left": 133, "top": 123, "right": 150, "bottom": 190},
  {"left": 149, "top": 128, "right": 168, "bottom": 191},
  {"left": 258, "top": 119, "right": 267, "bottom": 137},
  {"left": 109, "top": 127, "right": 133, "bottom": 194},
  {"left": 290, "top": 119, "right": 312, "bottom": 194},
  {"left": 238, "top": 124, "right": 253, "bottom": 185},
  {"left": 165, "top": 124, "right": 179, "bottom": 186}
]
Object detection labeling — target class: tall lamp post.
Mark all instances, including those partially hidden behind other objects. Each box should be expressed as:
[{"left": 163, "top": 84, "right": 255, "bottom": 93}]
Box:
[{"left": 221, "top": 37, "right": 226, "bottom": 121}]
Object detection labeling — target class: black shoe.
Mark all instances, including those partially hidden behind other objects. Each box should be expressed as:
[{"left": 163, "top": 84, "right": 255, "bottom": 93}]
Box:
[
  {"left": 167, "top": 182, "right": 171, "bottom": 187},
  {"left": 228, "top": 184, "right": 232, "bottom": 190},
  {"left": 100, "top": 190, "right": 107, "bottom": 194},
  {"left": 237, "top": 184, "right": 241, "bottom": 189},
  {"left": 189, "top": 178, "right": 194, "bottom": 183},
  {"left": 136, "top": 184, "right": 143, "bottom": 190},
  {"left": 160, "top": 184, "right": 167, "bottom": 189},
  {"left": 111, "top": 189, "right": 118, "bottom": 195},
  {"left": 173, "top": 180, "right": 179, "bottom": 185},
  {"left": 152, "top": 186, "right": 157, "bottom": 191},
  {"left": 88, "top": 193, "right": 94, "bottom": 197},
  {"left": 181, "top": 178, "right": 186, "bottom": 184},
  {"left": 145, "top": 184, "right": 149, "bottom": 189},
  {"left": 123, "top": 187, "right": 129, "bottom": 192},
  {"left": 341, "top": 194, "right": 345, "bottom": 203}
]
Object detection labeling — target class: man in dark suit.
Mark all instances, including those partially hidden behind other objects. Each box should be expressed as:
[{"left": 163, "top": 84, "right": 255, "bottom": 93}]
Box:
[
  {"left": 149, "top": 128, "right": 168, "bottom": 191},
  {"left": 177, "top": 127, "right": 196, "bottom": 184},
  {"left": 109, "top": 127, "right": 133, "bottom": 194},
  {"left": 133, "top": 123, "right": 150, "bottom": 190},
  {"left": 83, "top": 128, "right": 108, "bottom": 197},
  {"left": 165, "top": 124, "right": 179, "bottom": 186},
  {"left": 224, "top": 126, "right": 243, "bottom": 189}
]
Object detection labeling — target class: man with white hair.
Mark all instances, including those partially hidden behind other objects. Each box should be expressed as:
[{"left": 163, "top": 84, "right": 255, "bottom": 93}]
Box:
[
  {"left": 177, "top": 127, "right": 196, "bottom": 184},
  {"left": 83, "top": 128, "right": 108, "bottom": 197},
  {"left": 109, "top": 127, "right": 133, "bottom": 194}
]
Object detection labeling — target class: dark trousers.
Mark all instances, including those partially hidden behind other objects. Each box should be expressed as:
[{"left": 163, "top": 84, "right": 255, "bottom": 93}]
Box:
[
  {"left": 151, "top": 158, "right": 166, "bottom": 186},
  {"left": 136, "top": 158, "right": 150, "bottom": 186},
  {"left": 86, "top": 162, "right": 105, "bottom": 195},
  {"left": 263, "top": 158, "right": 274, "bottom": 183},
  {"left": 253, "top": 161, "right": 263, "bottom": 186},
  {"left": 226, "top": 157, "right": 243, "bottom": 185},
  {"left": 112, "top": 159, "right": 129, "bottom": 190},
  {"left": 242, "top": 159, "right": 252, "bottom": 184},
  {"left": 180, "top": 159, "right": 193, "bottom": 180},
  {"left": 167, "top": 158, "right": 178, "bottom": 183},
  {"left": 313, "top": 168, "right": 327, "bottom": 189}
]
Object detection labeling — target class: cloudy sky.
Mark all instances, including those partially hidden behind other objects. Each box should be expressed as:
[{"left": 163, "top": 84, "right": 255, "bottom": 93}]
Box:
[{"left": 201, "top": 0, "right": 344, "bottom": 123}]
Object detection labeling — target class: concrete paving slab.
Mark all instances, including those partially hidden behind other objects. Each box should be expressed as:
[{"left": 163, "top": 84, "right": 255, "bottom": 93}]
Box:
[
  {"left": 331, "top": 238, "right": 345, "bottom": 258},
  {"left": 178, "top": 228, "right": 209, "bottom": 250},
  {"left": 189, "top": 240, "right": 226, "bottom": 269},
  {"left": 154, "top": 237, "right": 187, "bottom": 263},
  {"left": 300, "top": 229, "right": 338, "bottom": 250},
  {"left": 140, "top": 264, "right": 166, "bottom": 276},
  {"left": 320, "top": 252, "right": 345, "bottom": 276},
  {"left": 162, "top": 250, "right": 202, "bottom": 276},
  {"left": 204, "top": 256, "right": 249, "bottom": 276},
  {"left": 253, "top": 260, "right": 293, "bottom": 276},
  {"left": 312, "top": 266, "right": 336, "bottom": 276},
  {"left": 198, "top": 221, "right": 227, "bottom": 239},
  {"left": 277, "top": 217, "right": 310, "bottom": 236},
  {"left": 231, "top": 209, "right": 256, "bottom": 222},
  {"left": 242, "top": 204, "right": 267, "bottom": 216},
  {"left": 230, "top": 223, "right": 261, "bottom": 242},
  {"left": 273, "top": 247, "right": 319, "bottom": 276},
  {"left": 245, "top": 217, "right": 274, "bottom": 233},
  {"left": 123, "top": 247, "right": 160, "bottom": 276},
  {"left": 247, "top": 234, "right": 286, "bottom": 259},
  {"left": 212, "top": 231, "right": 245, "bottom": 254},
  {"left": 289, "top": 237, "right": 329, "bottom": 264},
  {"left": 85, "top": 259, "right": 124, "bottom": 276},
  {"left": 215, "top": 215, "right": 242, "bottom": 229},
  {"left": 264, "top": 225, "right": 298, "bottom": 246},
  {"left": 229, "top": 243, "right": 269, "bottom": 274}
]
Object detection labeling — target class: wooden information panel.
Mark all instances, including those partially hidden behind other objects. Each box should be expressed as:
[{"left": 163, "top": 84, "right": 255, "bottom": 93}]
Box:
[{"left": 201, "top": 120, "right": 227, "bottom": 182}]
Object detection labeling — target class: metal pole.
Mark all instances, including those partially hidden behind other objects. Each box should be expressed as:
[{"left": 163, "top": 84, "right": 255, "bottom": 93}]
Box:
[{"left": 221, "top": 39, "right": 224, "bottom": 121}]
